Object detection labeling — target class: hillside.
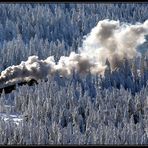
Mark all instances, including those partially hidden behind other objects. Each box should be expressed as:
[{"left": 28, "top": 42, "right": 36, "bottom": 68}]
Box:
[{"left": 0, "top": 3, "right": 148, "bottom": 145}]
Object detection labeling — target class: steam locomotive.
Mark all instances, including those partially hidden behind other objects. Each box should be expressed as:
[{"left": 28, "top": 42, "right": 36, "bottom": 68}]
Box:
[{"left": 0, "top": 79, "right": 38, "bottom": 95}]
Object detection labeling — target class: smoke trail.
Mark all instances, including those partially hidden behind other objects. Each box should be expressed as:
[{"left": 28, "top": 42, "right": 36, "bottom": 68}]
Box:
[
  {"left": 81, "top": 19, "right": 148, "bottom": 70},
  {"left": 0, "top": 19, "right": 148, "bottom": 87}
]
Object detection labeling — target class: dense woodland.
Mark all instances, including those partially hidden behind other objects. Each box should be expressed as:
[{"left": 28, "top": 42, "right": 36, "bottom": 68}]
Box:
[{"left": 0, "top": 3, "right": 148, "bottom": 145}]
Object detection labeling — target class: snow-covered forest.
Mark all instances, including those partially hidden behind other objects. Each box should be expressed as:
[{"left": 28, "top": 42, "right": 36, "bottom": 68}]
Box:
[{"left": 0, "top": 3, "right": 148, "bottom": 145}]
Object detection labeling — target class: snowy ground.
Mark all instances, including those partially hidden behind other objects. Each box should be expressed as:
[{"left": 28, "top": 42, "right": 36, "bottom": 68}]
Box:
[{"left": 0, "top": 112, "right": 23, "bottom": 125}]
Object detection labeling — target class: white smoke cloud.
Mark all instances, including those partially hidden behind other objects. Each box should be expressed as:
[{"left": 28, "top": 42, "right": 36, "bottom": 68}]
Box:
[
  {"left": 0, "top": 19, "right": 148, "bottom": 87},
  {"left": 81, "top": 19, "right": 148, "bottom": 70}
]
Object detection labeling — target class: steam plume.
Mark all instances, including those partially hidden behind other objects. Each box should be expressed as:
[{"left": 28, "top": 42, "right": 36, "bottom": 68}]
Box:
[{"left": 0, "top": 19, "right": 148, "bottom": 87}]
